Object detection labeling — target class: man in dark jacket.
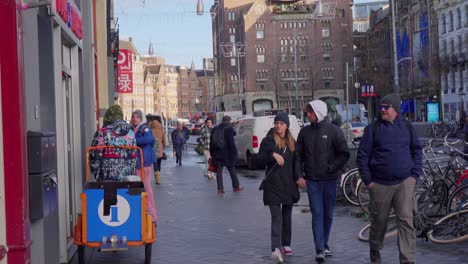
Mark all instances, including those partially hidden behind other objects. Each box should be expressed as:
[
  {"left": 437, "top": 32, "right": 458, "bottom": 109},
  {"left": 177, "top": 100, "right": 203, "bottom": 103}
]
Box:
[
  {"left": 210, "top": 115, "right": 243, "bottom": 194},
  {"left": 295, "top": 100, "right": 349, "bottom": 262},
  {"left": 357, "top": 93, "right": 422, "bottom": 264}
]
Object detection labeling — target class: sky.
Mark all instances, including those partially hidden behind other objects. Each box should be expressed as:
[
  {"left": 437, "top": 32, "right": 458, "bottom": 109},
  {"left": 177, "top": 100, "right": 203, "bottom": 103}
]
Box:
[
  {"left": 114, "top": 0, "right": 383, "bottom": 68},
  {"left": 115, "top": 0, "right": 213, "bottom": 68}
]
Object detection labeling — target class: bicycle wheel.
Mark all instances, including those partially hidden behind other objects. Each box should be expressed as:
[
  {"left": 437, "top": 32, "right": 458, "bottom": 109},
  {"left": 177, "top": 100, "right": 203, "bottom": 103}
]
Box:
[
  {"left": 342, "top": 169, "right": 360, "bottom": 206},
  {"left": 428, "top": 209, "right": 468, "bottom": 244},
  {"left": 357, "top": 217, "right": 398, "bottom": 242},
  {"left": 417, "top": 180, "right": 448, "bottom": 219},
  {"left": 447, "top": 184, "right": 468, "bottom": 214},
  {"left": 357, "top": 180, "right": 370, "bottom": 215}
]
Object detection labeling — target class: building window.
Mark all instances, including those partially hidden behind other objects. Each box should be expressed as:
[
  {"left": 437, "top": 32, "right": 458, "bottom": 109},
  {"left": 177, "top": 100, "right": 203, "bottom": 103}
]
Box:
[
  {"left": 281, "top": 54, "right": 288, "bottom": 63},
  {"left": 466, "top": 5, "right": 468, "bottom": 27},
  {"left": 457, "top": 8, "right": 462, "bottom": 29},
  {"left": 449, "top": 11, "right": 454, "bottom": 31},
  {"left": 256, "top": 30, "right": 264, "bottom": 39},
  {"left": 256, "top": 83, "right": 266, "bottom": 90},
  {"left": 459, "top": 35, "right": 463, "bottom": 53},
  {"left": 443, "top": 39, "right": 447, "bottom": 57},
  {"left": 229, "top": 11, "right": 236, "bottom": 21},
  {"left": 257, "top": 55, "right": 265, "bottom": 63},
  {"left": 231, "top": 58, "right": 236, "bottom": 66},
  {"left": 460, "top": 68, "right": 464, "bottom": 92},
  {"left": 452, "top": 70, "right": 456, "bottom": 93},
  {"left": 230, "top": 34, "right": 236, "bottom": 43},
  {"left": 322, "top": 29, "right": 330, "bottom": 38},
  {"left": 229, "top": 27, "right": 236, "bottom": 34}
]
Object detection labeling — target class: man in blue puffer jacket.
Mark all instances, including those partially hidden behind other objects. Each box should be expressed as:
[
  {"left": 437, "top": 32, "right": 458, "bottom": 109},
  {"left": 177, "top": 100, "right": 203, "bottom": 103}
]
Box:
[
  {"left": 357, "top": 93, "right": 422, "bottom": 264},
  {"left": 131, "top": 110, "right": 157, "bottom": 222}
]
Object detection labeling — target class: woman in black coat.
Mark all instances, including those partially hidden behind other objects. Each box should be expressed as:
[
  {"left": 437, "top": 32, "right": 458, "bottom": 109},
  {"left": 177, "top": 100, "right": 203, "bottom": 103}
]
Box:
[{"left": 256, "top": 112, "right": 300, "bottom": 263}]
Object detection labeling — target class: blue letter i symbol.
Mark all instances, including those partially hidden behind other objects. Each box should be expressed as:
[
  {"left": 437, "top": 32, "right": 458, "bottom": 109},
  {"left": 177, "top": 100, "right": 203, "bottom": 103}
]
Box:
[{"left": 110, "top": 205, "right": 119, "bottom": 222}]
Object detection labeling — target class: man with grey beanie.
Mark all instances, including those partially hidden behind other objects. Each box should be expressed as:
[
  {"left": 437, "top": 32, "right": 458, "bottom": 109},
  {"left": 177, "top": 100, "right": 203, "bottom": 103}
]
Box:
[
  {"left": 357, "top": 93, "right": 422, "bottom": 264},
  {"left": 294, "top": 100, "right": 349, "bottom": 262}
]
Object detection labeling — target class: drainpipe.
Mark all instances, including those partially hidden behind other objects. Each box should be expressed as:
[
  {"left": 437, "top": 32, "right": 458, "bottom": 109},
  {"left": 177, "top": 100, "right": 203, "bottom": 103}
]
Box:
[{"left": 0, "top": 1, "right": 32, "bottom": 263}]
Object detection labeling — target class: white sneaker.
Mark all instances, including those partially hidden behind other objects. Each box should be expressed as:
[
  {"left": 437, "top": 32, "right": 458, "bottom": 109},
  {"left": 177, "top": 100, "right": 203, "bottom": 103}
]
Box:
[
  {"left": 271, "top": 248, "right": 284, "bottom": 263},
  {"left": 324, "top": 247, "right": 333, "bottom": 256}
]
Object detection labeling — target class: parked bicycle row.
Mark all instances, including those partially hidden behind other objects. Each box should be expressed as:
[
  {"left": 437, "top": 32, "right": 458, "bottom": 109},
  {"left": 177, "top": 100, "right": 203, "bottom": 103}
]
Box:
[{"left": 338, "top": 135, "right": 468, "bottom": 245}]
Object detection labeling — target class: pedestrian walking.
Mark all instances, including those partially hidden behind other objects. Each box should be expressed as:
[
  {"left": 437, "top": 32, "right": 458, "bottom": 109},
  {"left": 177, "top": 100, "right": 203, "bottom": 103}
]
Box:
[
  {"left": 148, "top": 117, "right": 166, "bottom": 184},
  {"left": 256, "top": 112, "right": 300, "bottom": 264},
  {"left": 200, "top": 117, "right": 215, "bottom": 179},
  {"left": 357, "top": 93, "right": 422, "bottom": 264},
  {"left": 131, "top": 110, "right": 158, "bottom": 223},
  {"left": 171, "top": 123, "right": 186, "bottom": 166},
  {"left": 182, "top": 122, "right": 190, "bottom": 155},
  {"left": 210, "top": 115, "right": 244, "bottom": 194},
  {"left": 294, "top": 100, "right": 350, "bottom": 263},
  {"left": 90, "top": 105, "right": 136, "bottom": 181}
]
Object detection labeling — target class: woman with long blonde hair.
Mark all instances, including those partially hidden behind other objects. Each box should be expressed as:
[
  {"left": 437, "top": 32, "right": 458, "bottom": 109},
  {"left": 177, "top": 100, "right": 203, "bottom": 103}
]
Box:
[{"left": 256, "top": 112, "right": 300, "bottom": 263}]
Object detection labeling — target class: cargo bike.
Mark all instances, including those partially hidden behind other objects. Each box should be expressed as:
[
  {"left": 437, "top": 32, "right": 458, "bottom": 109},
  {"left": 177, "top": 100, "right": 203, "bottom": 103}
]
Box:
[{"left": 74, "top": 146, "right": 156, "bottom": 264}]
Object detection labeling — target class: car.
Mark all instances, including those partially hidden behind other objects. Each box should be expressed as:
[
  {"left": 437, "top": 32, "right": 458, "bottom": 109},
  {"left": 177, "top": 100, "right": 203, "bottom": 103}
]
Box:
[
  {"left": 233, "top": 115, "right": 301, "bottom": 170},
  {"left": 342, "top": 122, "right": 367, "bottom": 141}
]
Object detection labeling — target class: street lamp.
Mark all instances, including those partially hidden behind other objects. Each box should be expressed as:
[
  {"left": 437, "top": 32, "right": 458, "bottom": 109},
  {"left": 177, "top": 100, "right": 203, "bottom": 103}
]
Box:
[
  {"left": 293, "top": 28, "right": 303, "bottom": 118},
  {"left": 196, "top": 0, "right": 217, "bottom": 18},
  {"left": 196, "top": 0, "right": 204, "bottom": 15},
  {"left": 220, "top": 42, "right": 246, "bottom": 112}
]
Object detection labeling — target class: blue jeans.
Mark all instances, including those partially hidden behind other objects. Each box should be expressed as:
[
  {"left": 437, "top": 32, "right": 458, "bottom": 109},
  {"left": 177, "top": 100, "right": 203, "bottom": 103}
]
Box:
[{"left": 306, "top": 180, "right": 337, "bottom": 252}]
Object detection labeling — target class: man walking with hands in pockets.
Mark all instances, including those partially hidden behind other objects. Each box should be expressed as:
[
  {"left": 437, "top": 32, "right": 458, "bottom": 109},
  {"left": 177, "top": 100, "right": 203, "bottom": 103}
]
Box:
[
  {"left": 295, "top": 100, "right": 349, "bottom": 262},
  {"left": 357, "top": 93, "right": 422, "bottom": 264}
]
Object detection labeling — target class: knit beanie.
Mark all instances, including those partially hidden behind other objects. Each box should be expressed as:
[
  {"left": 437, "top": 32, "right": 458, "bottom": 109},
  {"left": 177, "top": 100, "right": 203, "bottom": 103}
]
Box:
[
  {"left": 381, "top": 93, "right": 401, "bottom": 113},
  {"left": 103, "top": 105, "right": 123, "bottom": 126},
  {"left": 222, "top": 115, "right": 232, "bottom": 123},
  {"left": 274, "top": 112, "right": 290, "bottom": 127}
]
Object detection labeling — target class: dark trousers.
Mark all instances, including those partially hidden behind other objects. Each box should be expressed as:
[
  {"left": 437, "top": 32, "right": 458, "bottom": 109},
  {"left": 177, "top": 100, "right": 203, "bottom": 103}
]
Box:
[
  {"left": 269, "top": 204, "right": 293, "bottom": 251},
  {"left": 306, "top": 180, "right": 337, "bottom": 252},
  {"left": 215, "top": 161, "right": 239, "bottom": 190},
  {"left": 174, "top": 145, "right": 183, "bottom": 164},
  {"left": 153, "top": 158, "right": 162, "bottom": 172}
]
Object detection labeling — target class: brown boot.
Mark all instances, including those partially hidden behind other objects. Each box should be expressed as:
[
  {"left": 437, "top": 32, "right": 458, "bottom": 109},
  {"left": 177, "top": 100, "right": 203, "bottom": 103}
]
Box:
[{"left": 155, "top": 171, "right": 161, "bottom": 185}]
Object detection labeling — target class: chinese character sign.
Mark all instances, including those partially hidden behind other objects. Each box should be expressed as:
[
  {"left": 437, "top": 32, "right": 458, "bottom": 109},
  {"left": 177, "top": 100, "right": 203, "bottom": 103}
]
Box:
[
  {"left": 118, "top": 49, "right": 133, "bottom": 93},
  {"left": 118, "top": 50, "right": 133, "bottom": 72},
  {"left": 118, "top": 72, "right": 133, "bottom": 93}
]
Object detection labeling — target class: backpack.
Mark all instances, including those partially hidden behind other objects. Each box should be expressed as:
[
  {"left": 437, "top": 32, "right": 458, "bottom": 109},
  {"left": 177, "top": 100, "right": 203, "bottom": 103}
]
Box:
[{"left": 211, "top": 126, "right": 226, "bottom": 149}]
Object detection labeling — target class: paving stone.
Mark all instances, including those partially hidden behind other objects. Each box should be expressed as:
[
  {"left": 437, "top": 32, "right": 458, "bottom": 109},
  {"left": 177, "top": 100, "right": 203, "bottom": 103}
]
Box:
[{"left": 72, "top": 147, "right": 468, "bottom": 264}]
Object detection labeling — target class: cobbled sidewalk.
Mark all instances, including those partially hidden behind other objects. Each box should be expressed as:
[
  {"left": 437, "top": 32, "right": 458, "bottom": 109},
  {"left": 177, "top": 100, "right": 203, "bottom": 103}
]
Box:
[{"left": 73, "top": 148, "right": 467, "bottom": 264}]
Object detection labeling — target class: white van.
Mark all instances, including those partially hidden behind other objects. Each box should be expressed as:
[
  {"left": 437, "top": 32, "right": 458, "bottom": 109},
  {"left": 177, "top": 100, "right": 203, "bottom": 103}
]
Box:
[{"left": 233, "top": 115, "right": 300, "bottom": 170}]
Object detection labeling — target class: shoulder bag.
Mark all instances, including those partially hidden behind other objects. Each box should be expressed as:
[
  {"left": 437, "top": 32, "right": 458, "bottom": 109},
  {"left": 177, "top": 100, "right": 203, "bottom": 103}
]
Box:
[{"left": 259, "top": 147, "right": 287, "bottom": 191}]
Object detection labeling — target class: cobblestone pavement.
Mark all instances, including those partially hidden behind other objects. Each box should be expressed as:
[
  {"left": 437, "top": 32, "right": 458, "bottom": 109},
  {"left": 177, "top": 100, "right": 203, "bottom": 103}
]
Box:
[{"left": 74, "top": 146, "right": 467, "bottom": 264}]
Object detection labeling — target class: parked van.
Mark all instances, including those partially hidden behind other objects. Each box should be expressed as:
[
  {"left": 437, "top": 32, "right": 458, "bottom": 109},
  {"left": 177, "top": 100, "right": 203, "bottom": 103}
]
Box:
[{"left": 233, "top": 115, "right": 300, "bottom": 170}]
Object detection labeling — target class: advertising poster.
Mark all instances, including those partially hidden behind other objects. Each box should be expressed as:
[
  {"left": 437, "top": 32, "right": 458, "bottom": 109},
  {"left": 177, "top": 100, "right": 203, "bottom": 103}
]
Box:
[{"left": 426, "top": 102, "right": 440, "bottom": 122}]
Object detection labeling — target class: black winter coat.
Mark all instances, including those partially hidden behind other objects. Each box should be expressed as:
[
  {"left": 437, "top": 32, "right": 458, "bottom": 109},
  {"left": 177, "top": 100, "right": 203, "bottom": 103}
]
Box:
[
  {"left": 209, "top": 123, "right": 237, "bottom": 167},
  {"left": 294, "top": 121, "right": 350, "bottom": 181},
  {"left": 257, "top": 129, "right": 300, "bottom": 206}
]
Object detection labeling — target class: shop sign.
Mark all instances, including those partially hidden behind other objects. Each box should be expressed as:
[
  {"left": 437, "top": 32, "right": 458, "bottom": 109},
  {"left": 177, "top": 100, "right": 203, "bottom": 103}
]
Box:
[
  {"left": 118, "top": 72, "right": 133, "bottom": 93},
  {"left": 118, "top": 50, "right": 133, "bottom": 72},
  {"left": 118, "top": 49, "right": 133, "bottom": 93},
  {"left": 55, "top": 0, "right": 83, "bottom": 39}
]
